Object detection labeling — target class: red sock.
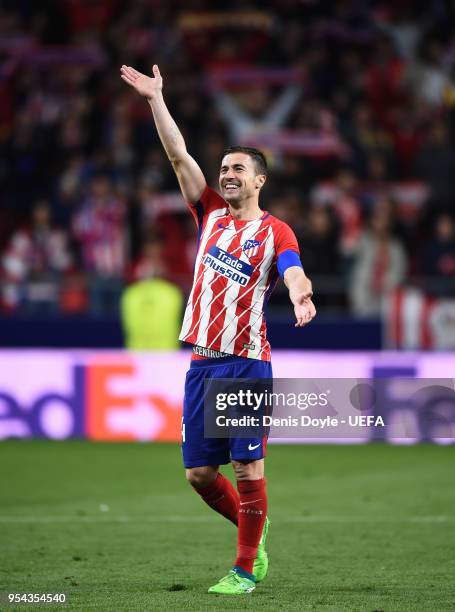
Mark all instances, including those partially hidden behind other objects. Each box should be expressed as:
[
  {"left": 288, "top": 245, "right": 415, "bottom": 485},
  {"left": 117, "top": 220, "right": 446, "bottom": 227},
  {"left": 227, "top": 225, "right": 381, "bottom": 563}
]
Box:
[
  {"left": 235, "top": 478, "right": 267, "bottom": 575},
  {"left": 193, "top": 473, "right": 239, "bottom": 525}
]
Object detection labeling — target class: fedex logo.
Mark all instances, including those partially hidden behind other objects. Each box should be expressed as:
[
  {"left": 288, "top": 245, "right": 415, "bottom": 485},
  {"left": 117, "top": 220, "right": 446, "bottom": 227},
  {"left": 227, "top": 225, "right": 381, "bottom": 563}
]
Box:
[{"left": 0, "top": 354, "right": 185, "bottom": 441}]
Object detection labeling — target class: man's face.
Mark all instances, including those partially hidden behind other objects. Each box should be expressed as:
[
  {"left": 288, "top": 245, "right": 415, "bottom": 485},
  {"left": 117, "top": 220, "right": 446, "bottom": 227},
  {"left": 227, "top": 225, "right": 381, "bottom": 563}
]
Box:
[{"left": 219, "top": 152, "right": 265, "bottom": 204}]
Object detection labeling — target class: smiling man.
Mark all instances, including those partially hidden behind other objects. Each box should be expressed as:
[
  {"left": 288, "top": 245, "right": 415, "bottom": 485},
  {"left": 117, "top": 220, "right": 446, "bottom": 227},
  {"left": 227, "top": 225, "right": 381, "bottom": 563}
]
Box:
[{"left": 120, "top": 63, "right": 316, "bottom": 595}]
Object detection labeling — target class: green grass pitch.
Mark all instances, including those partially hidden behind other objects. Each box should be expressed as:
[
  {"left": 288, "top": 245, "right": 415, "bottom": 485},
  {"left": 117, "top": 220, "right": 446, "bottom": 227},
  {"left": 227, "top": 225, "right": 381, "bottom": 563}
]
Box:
[{"left": 1, "top": 442, "right": 454, "bottom": 611}]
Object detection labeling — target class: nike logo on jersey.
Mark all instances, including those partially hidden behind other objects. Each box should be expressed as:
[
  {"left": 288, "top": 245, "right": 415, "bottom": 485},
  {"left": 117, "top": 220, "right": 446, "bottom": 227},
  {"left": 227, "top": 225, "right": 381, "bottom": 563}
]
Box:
[
  {"left": 240, "top": 499, "right": 262, "bottom": 505},
  {"left": 248, "top": 442, "right": 261, "bottom": 451}
]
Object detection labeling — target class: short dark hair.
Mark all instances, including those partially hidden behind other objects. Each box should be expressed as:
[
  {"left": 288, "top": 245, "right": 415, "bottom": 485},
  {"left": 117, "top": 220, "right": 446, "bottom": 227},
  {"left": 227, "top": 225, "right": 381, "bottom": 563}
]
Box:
[{"left": 222, "top": 146, "right": 268, "bottom": 176}]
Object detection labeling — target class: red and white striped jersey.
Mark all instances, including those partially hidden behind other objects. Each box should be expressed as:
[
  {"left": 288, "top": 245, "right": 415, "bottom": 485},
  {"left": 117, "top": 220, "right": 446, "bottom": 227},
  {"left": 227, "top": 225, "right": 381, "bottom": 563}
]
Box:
[{"left": 179, "top": 186, "right": 300, "bottom": 361}]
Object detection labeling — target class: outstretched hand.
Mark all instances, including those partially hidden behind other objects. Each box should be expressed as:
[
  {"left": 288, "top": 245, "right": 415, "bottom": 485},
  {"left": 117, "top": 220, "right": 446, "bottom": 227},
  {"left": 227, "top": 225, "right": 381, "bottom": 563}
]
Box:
[
  {"left": 291, "top": 292, "right": 316, "bottom": 327},
  {"left": 120, "top": 64, "right": 163, "bottom": 100}
]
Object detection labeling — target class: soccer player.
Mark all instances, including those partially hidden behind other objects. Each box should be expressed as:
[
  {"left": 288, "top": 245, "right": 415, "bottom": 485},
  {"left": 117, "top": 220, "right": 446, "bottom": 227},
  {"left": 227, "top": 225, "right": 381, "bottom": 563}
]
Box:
[{"left": 120, "top": 64, "right": 316, "bottom": 595}]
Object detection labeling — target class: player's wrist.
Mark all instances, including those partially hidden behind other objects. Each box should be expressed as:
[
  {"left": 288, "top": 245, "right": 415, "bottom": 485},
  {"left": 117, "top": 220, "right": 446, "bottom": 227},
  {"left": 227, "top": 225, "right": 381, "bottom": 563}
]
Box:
[
  {"left": 290, "top": 288, "right": 312, "bottom": 302},
  {"left": 301, "top": 283, "right": 313, "bottom": 300},
  {"left": 146, "top": 89, "right": 163, "bottom": 104}
]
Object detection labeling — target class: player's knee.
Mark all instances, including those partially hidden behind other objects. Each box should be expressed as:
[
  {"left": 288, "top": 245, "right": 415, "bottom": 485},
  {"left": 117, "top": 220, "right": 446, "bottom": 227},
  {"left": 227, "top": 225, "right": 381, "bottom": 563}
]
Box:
[
  {"left": 185, "top": 466, "right": 218, "bottom": 489},
  {"left": 232, "top": 459, "right": 264, "bottom": 480}
]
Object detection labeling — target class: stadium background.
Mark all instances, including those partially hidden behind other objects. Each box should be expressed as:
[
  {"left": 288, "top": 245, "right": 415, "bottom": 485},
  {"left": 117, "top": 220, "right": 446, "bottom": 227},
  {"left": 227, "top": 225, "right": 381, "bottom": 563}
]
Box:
[{"left": 0, "top": 1, "right": 454, "bottom": 610}]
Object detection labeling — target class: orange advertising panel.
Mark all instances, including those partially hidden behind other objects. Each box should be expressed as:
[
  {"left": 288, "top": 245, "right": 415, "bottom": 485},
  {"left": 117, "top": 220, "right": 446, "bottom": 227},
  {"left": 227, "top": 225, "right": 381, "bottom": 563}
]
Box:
[{"left": 86, "top": 354, "right": 187, "bottom": 441}]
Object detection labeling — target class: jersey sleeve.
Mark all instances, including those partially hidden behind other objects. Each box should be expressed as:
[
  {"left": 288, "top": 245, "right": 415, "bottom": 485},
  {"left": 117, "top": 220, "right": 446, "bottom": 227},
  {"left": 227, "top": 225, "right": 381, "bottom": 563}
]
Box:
[
  {"left": 187, "top": 186, "right": 227, "bottom": 228},
  {"left": 273, "top": 221, "right": 303, "bottom": 278}
]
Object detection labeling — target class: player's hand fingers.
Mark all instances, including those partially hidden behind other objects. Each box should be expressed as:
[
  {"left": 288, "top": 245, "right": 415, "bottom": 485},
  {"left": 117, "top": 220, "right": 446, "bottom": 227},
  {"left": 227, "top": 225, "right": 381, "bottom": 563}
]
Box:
[
  {"left": 127, "top": 65, "right": 143, "bottom": 78},
  {"left": 120, "top": 73, "right": 137, "bottom": 88},
  {"left": 120, "top": 74, "right": 133, "bottom": 86},
  {"left": 153, "top": 64, "right": 161, "bottom": 78},
  {"left": 121, "top": 73, "right": 139, "bottom": 88},
  {"left": 120, "top": 66, "right": 138, "bottom": 82},
  {"left": 296, "top": 305, "right": 315, "bottom": 327}
]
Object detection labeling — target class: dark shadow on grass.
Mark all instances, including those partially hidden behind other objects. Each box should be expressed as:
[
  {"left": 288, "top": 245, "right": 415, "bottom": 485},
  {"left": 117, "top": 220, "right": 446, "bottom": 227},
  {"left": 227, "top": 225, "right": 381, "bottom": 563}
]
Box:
[{"left": 166, "top": 584, "right": 187, "bottom": 592}]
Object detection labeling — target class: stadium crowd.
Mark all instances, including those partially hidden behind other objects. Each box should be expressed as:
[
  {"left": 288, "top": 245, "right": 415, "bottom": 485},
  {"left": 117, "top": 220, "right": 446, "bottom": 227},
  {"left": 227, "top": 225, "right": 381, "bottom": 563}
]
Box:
[{"left": 1, "top": 0, "right": 454, "bottom": 315}]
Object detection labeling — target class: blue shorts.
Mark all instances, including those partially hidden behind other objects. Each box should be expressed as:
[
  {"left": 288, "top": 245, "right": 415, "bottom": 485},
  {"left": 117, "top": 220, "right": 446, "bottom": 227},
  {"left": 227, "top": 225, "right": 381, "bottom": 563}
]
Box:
[{"left": 182, "top": 355, "right": 273, "bottom": 468}]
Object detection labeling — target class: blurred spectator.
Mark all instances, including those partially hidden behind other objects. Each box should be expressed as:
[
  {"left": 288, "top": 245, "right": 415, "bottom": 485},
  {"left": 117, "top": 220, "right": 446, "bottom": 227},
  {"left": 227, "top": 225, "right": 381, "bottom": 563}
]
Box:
[
  {"left": 419, "top": 212, "right": 455, "bottom": 284},
  {"left": 1, "top": 201, "right": 72, "bottom": 311},
  {"left": 359, "top": 153, "right": 392, "bottom": 210},
  {"left": 413, "top": 123, "right": 455, "bottom": 207},
  {"left": 311, "top": 169, "right": 363, "bottom": 259},
  {"left": 268, "top": 192, "right": 304, "bottom": 236},
  {"left": 365, "top": 34, "right": 408, "bottom": 124},
  {"left": 349, "top": 207, "right": 407, "bottom": 316},
  {"left": 347, "top": 103, "right": 394, "bottom": 177},
  {"left": 411, "top": 39, "right": 454, "bottom": 107},
  {"left": 136, "top": 186, "right": 195, "bottom": 290},
  {"left": 300, "top": 205, "right": 342, "bottom": 309},
  {"left": 72, "top": 175, "right": 127, "bottom": 276},
  {"left": 121, "top": 238, "right": 183, "bottom": 350},
  {"left": 55, "top": 154, "right": 88, "bottom": 225},
  {"left": 389, "top": 105, "right": 424, "bottom": 176},
  {"left": 72, "top": 175, "right": 127, "bottom": 313},
  {"left": 300, "top": 206, "right": 340, "bottom": 277}
]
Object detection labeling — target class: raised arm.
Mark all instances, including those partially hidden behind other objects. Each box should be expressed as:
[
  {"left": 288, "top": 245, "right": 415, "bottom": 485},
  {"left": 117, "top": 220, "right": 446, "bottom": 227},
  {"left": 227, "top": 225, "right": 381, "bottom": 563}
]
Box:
[
  {"left": 283, "top": 266, "right": 316, "bottom": 327},
  {"left": 120, "top": 64, "right": 206, "bottom": 203}
]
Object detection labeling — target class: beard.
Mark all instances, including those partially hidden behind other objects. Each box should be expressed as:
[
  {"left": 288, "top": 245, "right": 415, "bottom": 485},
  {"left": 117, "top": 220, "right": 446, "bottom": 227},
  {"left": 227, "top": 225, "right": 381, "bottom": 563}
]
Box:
[
  {"left": 221, "top": 183, "right": 254, "bottom": 205},
  {"left": 223, "top": 189, "right": 242, "bottom": 204}
]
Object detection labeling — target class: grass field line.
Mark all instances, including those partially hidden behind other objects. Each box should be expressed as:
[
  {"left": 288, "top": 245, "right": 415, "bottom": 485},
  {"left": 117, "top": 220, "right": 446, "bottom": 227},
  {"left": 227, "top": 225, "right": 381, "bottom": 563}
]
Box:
[{"left": 0, "top": 514, "right": 452, "bottom": 524}]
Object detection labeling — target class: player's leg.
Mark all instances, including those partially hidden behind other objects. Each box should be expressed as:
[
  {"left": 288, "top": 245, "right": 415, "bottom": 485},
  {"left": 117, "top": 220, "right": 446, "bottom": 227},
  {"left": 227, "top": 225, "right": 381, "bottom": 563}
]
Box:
[
  {"left": 185, "top": 465, "right": 239, "bottom": 525},
  {"left": 208, "top": 457, "right": 266, "bottom": 594},
  {"left": 182, "top": 361, "right": 239, "bottom": 525},
  {"left": 231, "top": 458, "right": 267, "bottom": 578},
  {"left": 208, "top": 356, "right": 272, "bottom": 593}
]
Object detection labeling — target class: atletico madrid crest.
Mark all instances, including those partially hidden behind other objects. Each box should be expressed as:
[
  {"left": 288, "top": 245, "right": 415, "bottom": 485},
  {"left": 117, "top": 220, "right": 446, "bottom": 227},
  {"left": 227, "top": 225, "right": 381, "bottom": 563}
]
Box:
[{"left": 243, "top": 239, "right": 262, "bottom": 257}]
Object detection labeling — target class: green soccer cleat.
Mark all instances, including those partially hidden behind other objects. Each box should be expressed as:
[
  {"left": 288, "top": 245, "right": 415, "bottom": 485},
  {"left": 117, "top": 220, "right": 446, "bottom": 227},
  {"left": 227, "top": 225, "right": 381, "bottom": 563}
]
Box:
[
  {"left": 208, "top": 570, "right": 256, "bottom": 595},
  {"left": 253, "top": 516, "right": 270, "bottom": 582}
]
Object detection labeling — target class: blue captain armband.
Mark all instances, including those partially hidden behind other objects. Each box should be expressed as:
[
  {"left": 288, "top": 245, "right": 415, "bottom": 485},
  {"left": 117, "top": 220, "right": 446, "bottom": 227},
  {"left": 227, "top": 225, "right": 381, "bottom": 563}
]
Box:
[{"left": 277, "top": 250, "right": 303, "bottom": 278}]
